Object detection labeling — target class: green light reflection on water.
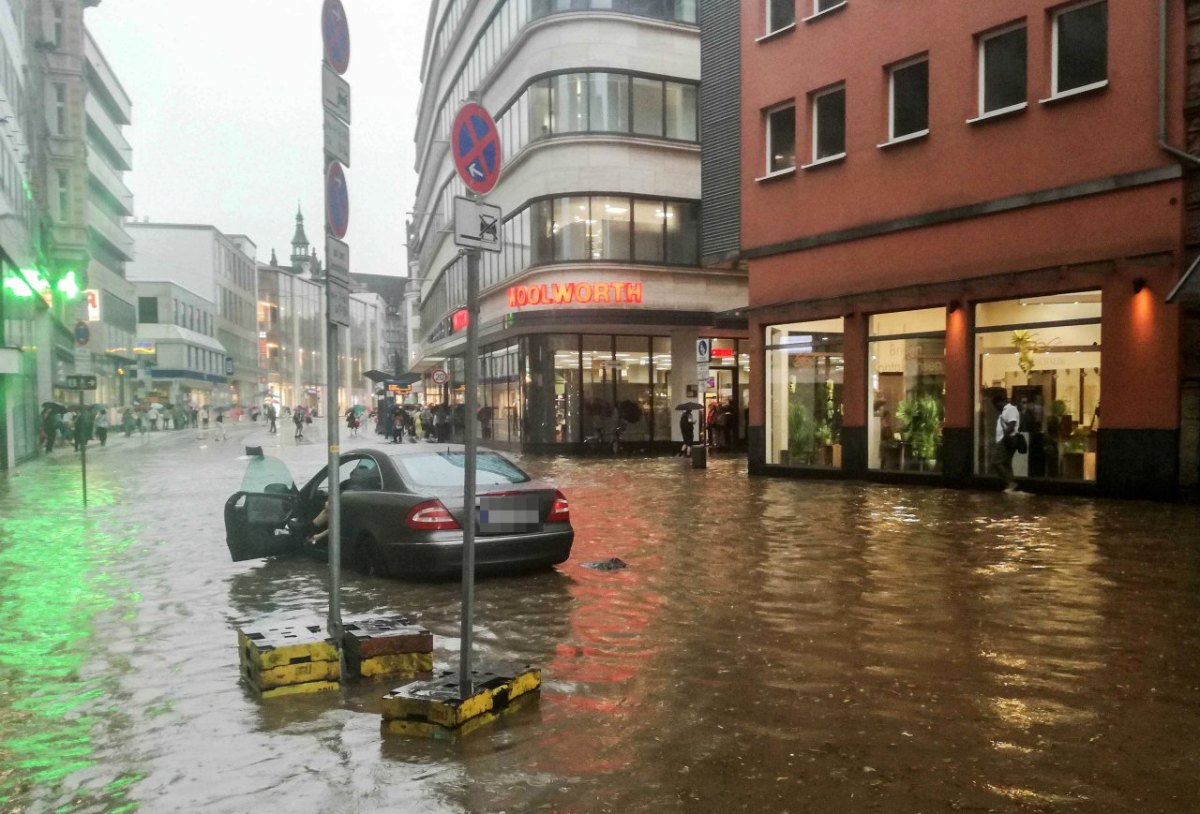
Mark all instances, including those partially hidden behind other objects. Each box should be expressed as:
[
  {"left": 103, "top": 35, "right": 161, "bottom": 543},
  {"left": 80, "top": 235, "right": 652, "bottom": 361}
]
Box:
[{"left": 0, "top": 473, "right": 142, "bottom": 810}]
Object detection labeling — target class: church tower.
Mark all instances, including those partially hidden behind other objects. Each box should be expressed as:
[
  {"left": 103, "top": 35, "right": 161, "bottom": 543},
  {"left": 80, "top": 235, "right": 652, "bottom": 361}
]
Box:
[{"left": 290, "top": 204, "right": 314, "bottom": 276}]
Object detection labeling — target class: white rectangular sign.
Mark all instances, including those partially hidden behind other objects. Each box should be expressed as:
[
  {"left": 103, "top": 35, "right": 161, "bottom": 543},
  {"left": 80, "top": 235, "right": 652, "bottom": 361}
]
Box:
[
  {"left": 453, "top": 196, "right": 502, "bottom": 253},
  {"left": 326, "top": 236, "right": 350, "bottom": 281},
  {"left": 327, "top": 279, "right": 351, "bottom": 328},
  {"left": 696, "top": 362, "right": 709, "bottom": 382},
  {"left": 324, "top": 109, "right": 350, "bottom": 167},
  {"left": 322, "top": 64, "right": 351, "bottom": 124},
  {"left": 696, "top": 338, "right": 710, "bottom": 363}
]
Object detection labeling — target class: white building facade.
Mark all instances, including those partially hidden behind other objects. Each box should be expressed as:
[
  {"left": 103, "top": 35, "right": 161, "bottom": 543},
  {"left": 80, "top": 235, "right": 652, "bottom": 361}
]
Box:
[
  {"left": 408, "top": 0, "right": 747, "bottom": 451},
  {"left": 124, "top": 223, "right": 261, "bottom": 408}
]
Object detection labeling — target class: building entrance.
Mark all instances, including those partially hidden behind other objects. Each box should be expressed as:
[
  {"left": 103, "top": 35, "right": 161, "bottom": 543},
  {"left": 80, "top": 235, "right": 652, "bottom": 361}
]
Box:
[{"left": 703, "top": 367, "right": 747, "bottom": 451}]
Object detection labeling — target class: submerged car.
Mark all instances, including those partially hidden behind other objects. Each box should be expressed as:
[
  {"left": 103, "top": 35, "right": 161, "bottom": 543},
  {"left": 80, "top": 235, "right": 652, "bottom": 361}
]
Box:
[{"left": 223, "top": 446, "right": 573, "bottom": 579}]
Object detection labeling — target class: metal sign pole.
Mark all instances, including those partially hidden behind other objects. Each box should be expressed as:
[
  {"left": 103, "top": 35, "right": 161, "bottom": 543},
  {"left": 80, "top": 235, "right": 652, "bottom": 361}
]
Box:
[
  {"left": 326, "top": 318, "right": 343, "bottom": 638},
  {"left": 459, "top": 245, "right": 480, "bottom": 697},
  {"left": 79, "top": 389, "right": 87, "bottom": 507}
]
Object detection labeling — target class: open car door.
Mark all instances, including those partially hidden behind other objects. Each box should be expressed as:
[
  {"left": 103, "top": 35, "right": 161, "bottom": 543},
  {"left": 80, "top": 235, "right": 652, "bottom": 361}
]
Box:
[{"left": 224, "top": 455, "right": 300, "bottom": 562}]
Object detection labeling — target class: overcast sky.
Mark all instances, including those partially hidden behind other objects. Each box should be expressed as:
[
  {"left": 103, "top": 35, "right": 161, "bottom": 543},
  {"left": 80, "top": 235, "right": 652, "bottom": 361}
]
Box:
[{"left": 87, "top": 0, "right": 431, "bottom": 277}]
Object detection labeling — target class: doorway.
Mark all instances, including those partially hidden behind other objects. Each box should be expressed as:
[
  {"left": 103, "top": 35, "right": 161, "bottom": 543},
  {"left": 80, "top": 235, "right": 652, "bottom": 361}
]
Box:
[{"left": 703, "top": 366, "right": 746, "bottom": 451}]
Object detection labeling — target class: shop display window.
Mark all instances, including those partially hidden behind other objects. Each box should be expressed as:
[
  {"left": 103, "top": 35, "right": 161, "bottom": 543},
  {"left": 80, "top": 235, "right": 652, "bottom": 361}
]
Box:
[
  {"left": 651, "top": 337, "right": 673, "bottom": 441},
  {"left": 765, "top": 318, "right": 845, "bottom": 467},
  {"left": 974, "top": 292, "right": 1101, "bottom": 482},
  {"left": 867, "top": 308, "right": 946, "bottom": 472},
  {"left": 523, "top": 334, "right": 580, "bottom": 444}
]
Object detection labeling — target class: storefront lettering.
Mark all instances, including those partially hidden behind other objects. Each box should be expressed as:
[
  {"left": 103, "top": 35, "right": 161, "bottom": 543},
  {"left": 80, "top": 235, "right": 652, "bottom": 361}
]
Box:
[{"left": 507, "top": 282, "right": 644, "bottom": 308}]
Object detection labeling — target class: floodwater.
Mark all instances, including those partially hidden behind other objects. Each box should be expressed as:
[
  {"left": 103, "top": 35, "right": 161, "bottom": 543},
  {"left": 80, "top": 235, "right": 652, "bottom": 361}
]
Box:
[{"left": 2, "top": 426, "right": 1200, "bottom": 813}]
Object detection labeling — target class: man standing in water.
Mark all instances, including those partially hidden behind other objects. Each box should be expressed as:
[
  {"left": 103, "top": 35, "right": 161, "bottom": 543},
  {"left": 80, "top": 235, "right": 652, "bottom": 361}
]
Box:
[{"left": 992, "top": 391, "right": 1021, "bottom": 493}]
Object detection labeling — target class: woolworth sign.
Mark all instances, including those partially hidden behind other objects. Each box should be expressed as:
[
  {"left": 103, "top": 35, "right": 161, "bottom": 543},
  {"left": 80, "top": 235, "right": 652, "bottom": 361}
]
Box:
[{"left": 506, "top": 281, "right": 643, "bottom": 308}]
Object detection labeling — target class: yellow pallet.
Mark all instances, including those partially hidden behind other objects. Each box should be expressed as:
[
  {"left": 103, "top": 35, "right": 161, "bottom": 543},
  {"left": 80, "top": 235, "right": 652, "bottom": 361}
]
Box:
[
  {"left": 238, "top": 619, "right": 339, "bottom": 671},
  {"left": 356, "top": 652, "right": 434, "bottom": 679},
  {"left": 242, "top": 656, "right": 341, "bottom": 690},
  {"left": 381, "top": 691, "right": 538, "bottom": 739},
  {"left": 250, "top": 679, "right": 341, "bottom": 700},
  {"left": 380, "top": 666, "right": 542, "bottom": 728}
]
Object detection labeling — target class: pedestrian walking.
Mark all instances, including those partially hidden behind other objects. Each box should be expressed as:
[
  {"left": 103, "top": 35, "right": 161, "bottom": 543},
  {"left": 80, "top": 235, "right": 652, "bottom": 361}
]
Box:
[
  {"left": 991, "top": 391, "right": 1022, "bottom": 493},
  {"left": 41, "top": 406, "right": 59, "bottom": 454},
  {"left": 122, "top": 408, "right": 136, "bottom": 437},
  {"left": 138, "top": 409, "right": 149, "bottom": 442},
  {"left": 94, "top": 407, "right": 109, "bottom": 447},
  {"left": 73, "top": 408, "right": 93, "bottom": 453},
  {"left": 265, "top": 403, "right": 277, "bottom": 434},
  {"left": 346, "top": 408, "right": 360, "bottom": 438},
  {"left": 293, "top": 406, "right": 305, "bottom": 440},
  {"left": 214, "top": 409, "right": 227, "bottom": 441},
  {"left": 678, "top": 409, "right": 695, "bottom": 457}
]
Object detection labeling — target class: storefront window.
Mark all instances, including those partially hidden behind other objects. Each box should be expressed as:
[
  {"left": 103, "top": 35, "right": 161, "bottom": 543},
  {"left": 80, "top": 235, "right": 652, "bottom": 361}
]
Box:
[
  {"left": 615, "top": 336, "right": 652, "bottom": 442},
  {"left": 868, "top": 308, "right": 946, "bottom": 472},
  {"left": 481, "top": 342, "right": 522, "bottom": 443},
  {"left": 652, "top": 337, "right": 672, "bottom": 441},
  {"left": 582, "top": 335, "right": 615, "bottom": 440},
  {"left": 765, "top": 319, "right": 845, "bottom": 466},
  {"left": 975, "top": 292, "right": 1101, "bottom": 482},
  {"left": 524, "top": 334, "right": 580, "bottom": 443}
]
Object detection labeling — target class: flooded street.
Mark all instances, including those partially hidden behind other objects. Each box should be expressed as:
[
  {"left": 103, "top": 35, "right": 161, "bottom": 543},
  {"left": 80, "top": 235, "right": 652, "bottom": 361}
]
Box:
[{"left": 3, "top": 425, "right": 1200, "bottom": 813}]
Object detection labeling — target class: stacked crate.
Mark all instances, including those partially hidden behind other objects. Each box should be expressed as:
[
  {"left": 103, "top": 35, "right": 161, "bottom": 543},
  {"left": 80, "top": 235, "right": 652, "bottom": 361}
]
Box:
[
  {"left": 342, "top": 615, "right": 433, "bottom": 679},
  {"left": 238, "top": 618, "right": 341, "bottom": 699},
  {"left": 380, "top": 666, "right": 541, "bottom": 737}
]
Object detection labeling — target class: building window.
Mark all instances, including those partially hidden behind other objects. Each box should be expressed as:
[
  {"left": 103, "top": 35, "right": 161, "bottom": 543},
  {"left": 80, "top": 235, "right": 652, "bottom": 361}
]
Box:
[
  {"left": 974, "top": 292, "right": 1101, "bottom": 482},
  {"left": 889, "top": 57, "right": 929, "bottom": 140},
  {"left": 56, "top": 170, "right": 68, "bottom": 219},
  {"left": 979, "top": 24, "right": 1027, "bottom": 115},
  {"left": 868, "top": 308, "right": 946, "bottom": 472},
  {"left": 811, "top": 85, "right": 846, "bottom": 162},
  {"left": 631, "top": 77, "right": 665, "bottom": 137},
  {"left": 53, "top": 3, "right": 63, "bottom": 45},
  {"left": 589, "top": 72, "right": 630, "bottom": 133},
  {"left": 1052, "top": 0, "right": 1107, "bottom": 96},
  {"left": 765, "top": 318, "right": 845, "bottom": 467},
  {"left": 138, "top": 297, "right": 159, "bottom": 324},
  {"left": 765, "top": 103, "right": 795, "bottom": 173},
  {"left": 766, "top": 0, "right": 794, "bottom": 33},
  {"left": 54, "top": 84, "right": 66, "bottom": 134},
  {"left": 664, "top": 82, "right": 698, "bottom": 141},
  {"left": 810, "top": 0, "right": 846, "bottom": 16}
]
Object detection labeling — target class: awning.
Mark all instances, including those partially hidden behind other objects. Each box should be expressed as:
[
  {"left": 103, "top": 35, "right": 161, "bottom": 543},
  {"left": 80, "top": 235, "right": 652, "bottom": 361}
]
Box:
[
  {"left": 363, "top": 369, "right": 393, "bottom": 383},
  {"left": 365, "top": 370, "right": 421, "bottom": 386}
]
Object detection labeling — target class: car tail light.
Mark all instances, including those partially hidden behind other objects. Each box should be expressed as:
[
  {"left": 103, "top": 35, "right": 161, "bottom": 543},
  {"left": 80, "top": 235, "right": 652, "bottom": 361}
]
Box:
[
  {"left": 405, "top": 500, "right": 461, "bottom": 531},
  {"left": 546, "top": 490, "right": 570, "bottom": 523}
]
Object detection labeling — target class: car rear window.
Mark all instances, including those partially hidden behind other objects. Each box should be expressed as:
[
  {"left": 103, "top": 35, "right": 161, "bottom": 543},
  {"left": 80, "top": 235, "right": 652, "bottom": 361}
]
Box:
[{"left": 390, "top": 451, "right": 530, "bottom": 488}]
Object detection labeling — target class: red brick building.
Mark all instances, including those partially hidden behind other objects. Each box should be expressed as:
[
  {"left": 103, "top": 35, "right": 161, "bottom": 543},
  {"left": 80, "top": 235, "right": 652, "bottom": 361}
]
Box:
[{"left": 731, "top": 0, "right": 1199, "bottom": 498}]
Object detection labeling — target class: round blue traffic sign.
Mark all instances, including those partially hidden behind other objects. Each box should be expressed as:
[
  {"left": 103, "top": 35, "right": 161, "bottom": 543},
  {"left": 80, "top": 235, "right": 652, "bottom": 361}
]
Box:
[
  {"left": 451, "top": 103, "right": 502, "bottom": 195},
  {"left": 321, "top": 0, "right": 350, "bottom": 75},
  {"left": 325, "top": 161, "right": 349, "bottom": 239}
]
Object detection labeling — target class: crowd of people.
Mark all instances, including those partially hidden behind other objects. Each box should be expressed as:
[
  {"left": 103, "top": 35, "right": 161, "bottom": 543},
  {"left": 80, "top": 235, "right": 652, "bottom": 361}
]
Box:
[{"left": 38, "top": 401, "right": 241, "bottom": 453}]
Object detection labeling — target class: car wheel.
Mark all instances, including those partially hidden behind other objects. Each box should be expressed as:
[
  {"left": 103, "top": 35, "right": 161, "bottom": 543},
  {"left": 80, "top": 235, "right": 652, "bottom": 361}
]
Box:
[{"left": 354, "top": 532, "right": 386, "bottom": 578}]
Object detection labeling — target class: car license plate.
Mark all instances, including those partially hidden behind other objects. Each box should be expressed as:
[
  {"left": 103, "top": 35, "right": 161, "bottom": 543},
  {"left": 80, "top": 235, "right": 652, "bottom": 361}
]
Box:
[{"left": 478, "top": 495, "right": 540, "bottom": 532}]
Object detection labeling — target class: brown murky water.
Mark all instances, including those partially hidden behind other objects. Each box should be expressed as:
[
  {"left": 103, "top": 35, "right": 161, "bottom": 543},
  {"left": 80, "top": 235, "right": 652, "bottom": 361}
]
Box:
[{"left": 2, "top": 427, "right": 1200, "bottom": 812}]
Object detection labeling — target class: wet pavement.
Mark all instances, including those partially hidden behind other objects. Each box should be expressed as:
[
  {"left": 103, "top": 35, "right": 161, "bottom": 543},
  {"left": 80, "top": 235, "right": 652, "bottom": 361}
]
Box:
[{"left": 2, "top": 422, "right": 1200, "bottom": 813}]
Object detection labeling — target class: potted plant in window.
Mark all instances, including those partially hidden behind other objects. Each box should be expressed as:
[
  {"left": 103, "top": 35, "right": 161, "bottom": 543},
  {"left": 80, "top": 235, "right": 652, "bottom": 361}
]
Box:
[
  {"left": 785, "top": 400, "right": 815, "bottom": 465},
  {"left": 896, "top": 394, "right": 942, "bottom": 471}
]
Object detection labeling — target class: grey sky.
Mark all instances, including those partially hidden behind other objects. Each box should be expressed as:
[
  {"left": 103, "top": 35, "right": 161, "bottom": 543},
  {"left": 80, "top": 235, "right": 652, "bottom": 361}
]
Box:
[{"left": 87, "top": 0, "right": 431, "bottom": 277}]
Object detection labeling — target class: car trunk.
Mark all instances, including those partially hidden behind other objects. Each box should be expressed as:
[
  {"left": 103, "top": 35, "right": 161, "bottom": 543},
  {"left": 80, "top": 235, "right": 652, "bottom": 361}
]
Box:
[{"left": 434, "top": 482, "right": 561, "bottom": 535}]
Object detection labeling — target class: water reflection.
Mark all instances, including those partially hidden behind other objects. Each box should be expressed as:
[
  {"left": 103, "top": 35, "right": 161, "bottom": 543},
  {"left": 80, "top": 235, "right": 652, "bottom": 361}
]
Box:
[{"left": 3, "top": 443, "right": 1200, "bottom": 812}]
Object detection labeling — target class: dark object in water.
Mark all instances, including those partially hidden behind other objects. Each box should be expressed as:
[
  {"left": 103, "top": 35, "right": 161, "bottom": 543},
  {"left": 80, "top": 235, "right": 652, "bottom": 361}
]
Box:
[
  {"left": 583, "top": 558, "right": 627, "bottom": 571},
  {"left": 245, "top": 445, "right": 264, "bottom": 458}
]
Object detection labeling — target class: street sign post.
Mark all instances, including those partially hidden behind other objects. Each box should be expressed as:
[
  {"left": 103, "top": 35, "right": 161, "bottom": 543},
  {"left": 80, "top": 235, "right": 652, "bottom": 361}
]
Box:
[
  {"left": 431, "top": 368, "right": 448, "bottom": 385},
  {"left": 321, "top": 0, "right": 351, "bottom": 642},
  {"left": 453, "top": 196, "right": 502, "bottom": 252},
  {"left": 451, "top": 102, "right": 502, "bottom": 195},
  {"left": 449, "top": 99, "right": 504, "bottom": 699},
  {"left": 696, "top": 338, "right": 710, "bottom": 362},
  {"left": 64, "top": 374, "right": 96, "bottom": 506}
]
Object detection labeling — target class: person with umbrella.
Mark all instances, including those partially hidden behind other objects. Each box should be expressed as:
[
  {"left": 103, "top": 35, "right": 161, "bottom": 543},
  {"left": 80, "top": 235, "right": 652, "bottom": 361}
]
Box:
[
  {"left": 73, "top": 405, "right": 94, "bottom": 453},
  {"left": 679, "top": 408, "right": 696, "bottom": 456},
  {"left": 345, "top": 405, "right": 361, "bottom": 438}
]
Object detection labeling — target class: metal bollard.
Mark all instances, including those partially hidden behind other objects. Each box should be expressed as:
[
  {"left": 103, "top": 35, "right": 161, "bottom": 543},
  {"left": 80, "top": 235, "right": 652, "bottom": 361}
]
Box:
[{"left": 691, "top": 444, "right": 706, "bottom": 469}]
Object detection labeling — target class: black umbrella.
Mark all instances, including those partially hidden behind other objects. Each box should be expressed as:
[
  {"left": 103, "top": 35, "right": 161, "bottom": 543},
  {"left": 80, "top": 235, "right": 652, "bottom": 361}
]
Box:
[
  {"left": 675, "top": 401, "right": 703, "bottom": 411},
  {"left": 42, "top": 401, "right": 68, "bottom": 414},
  {"left": 617, "top": 400, "right": 643, "bottom": 424}
]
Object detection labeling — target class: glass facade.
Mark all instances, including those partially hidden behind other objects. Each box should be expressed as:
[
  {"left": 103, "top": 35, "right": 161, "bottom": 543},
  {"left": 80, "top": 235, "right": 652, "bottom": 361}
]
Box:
[
  {"left": 975, "top": 292, "right": 1101, "bottom": 482},
  {"left": 2, "top": 262, "right": 40, "bottom": 464},
  {"left": 868, "top": 308, "right": 946, "bottom": 472},
  {"left": 765, "top": 318, "right": 845, "bottom": 466}
]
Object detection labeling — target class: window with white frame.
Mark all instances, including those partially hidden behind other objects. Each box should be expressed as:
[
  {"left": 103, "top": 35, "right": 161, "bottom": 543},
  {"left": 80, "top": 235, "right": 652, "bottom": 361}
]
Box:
[
  {"left": 766, "top": 104, "right": 796, "bottom": 173},
  {"left": 767, "top": 0, "right": 794, "bottom": 33},
  {"left": 54, "top": 84, "right": 66, "bottom": 135},
  {"left": 1053, "top": 0, "right": 1106, "bottom": 96},
  {"left": 812, "top": 0, "right": 845, "bottom": 15},
  {"left": 812, "top": 85, "right": 846, "bottom": 162},
  {"left": 889, "top": 58, "right": 928, "bottom": 140},
  {"left": 56, "top": 170, "right": 68, "bottom": 219},
  {"left": 979, "top": 24, "right": 1027, "bottom": 115}
]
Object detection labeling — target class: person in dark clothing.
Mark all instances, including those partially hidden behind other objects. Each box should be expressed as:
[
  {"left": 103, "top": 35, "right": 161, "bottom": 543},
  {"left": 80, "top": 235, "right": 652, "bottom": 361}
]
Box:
[
  {"left": 73, "top": 408, "right": 94, "bottom": 452},
  {"left": 41, "top": 407, "right": 59, "bottom": 454},
  {"left": 679, "top": 409, "right": 695, "bottom": 456}
]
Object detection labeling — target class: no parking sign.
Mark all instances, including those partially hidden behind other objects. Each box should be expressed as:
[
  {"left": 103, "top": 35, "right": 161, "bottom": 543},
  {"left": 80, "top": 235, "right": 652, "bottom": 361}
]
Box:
[{"left": 451, "top": 103, "right": 502, "bottom": 195}]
